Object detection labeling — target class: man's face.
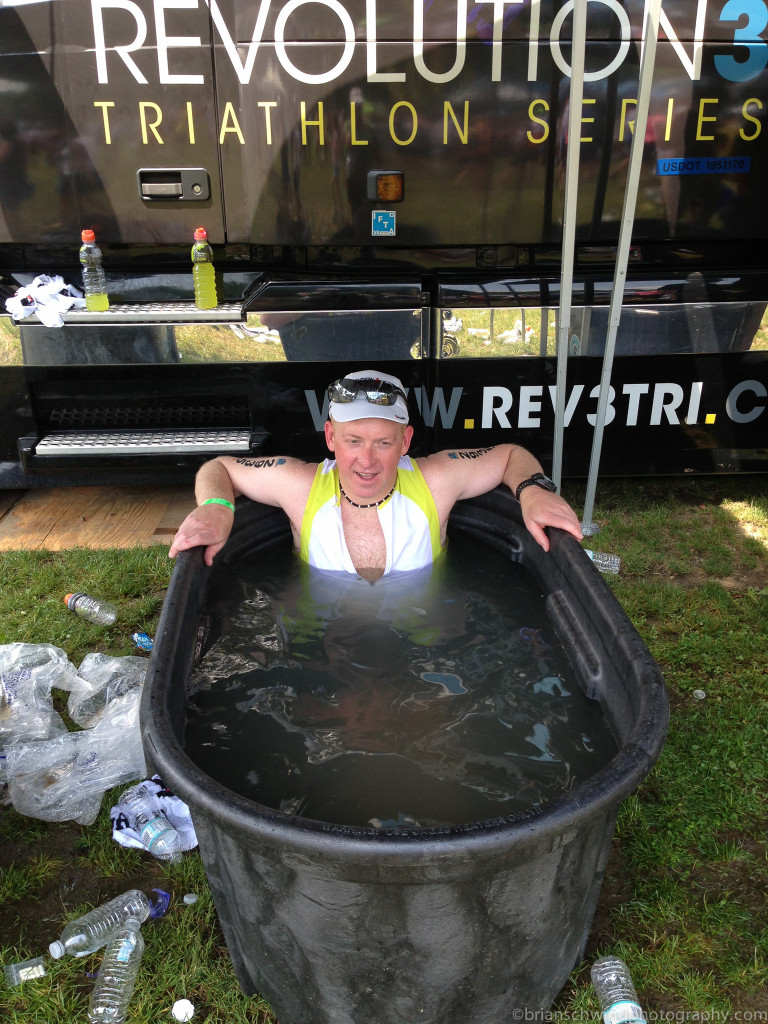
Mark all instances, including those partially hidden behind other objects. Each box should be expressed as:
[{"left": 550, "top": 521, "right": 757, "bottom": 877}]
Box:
[{"left": 325, "top": 417, "right": 413, "bottom": 503}]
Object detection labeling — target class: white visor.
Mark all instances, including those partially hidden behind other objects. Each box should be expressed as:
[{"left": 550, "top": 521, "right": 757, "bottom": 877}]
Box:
[{"left": 328, "top": 369, "right": 409, "bottom": 425}]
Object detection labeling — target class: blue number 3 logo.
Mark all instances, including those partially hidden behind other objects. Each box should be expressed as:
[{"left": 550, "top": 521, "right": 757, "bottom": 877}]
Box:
[{"left": 715, "top": 0, "right": 768, "bottom": 81}]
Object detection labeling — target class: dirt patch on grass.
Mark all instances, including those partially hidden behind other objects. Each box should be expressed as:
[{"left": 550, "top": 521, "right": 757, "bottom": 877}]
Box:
[
  {"left": 688, "top": 837, "right": 768, "bottom": 927},
  {"left": 0, "top": 801, "right": 171, "bottom": 955},
  {"left": 671, "top": 568, "right": 766, "bottom": 590}
]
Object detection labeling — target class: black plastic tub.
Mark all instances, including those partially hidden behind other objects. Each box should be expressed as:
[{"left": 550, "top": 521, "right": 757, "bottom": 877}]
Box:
[{"left": 141, "top": 488, "right": 668, "bottom": 1024}]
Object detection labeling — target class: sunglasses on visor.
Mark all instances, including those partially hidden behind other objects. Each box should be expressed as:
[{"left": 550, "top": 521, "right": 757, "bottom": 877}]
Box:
[{"left": 327, "top": 377, "right": 407, "bottom": 406}]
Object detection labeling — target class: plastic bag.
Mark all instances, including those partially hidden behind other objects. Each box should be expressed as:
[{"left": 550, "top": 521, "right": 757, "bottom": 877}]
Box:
[
  {"left": 67, "top": 653, "right": 147, "bottom": 728},
  {"left": 6, "top": 689, "right": 147, "bottom": 825},
  {"left": 0, "top": 644, "right": 76, "bottom": 777}
]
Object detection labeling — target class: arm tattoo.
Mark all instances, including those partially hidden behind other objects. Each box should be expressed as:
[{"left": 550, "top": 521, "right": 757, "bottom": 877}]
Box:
[
  {"left": 447, "top": 447, "right": 495, "bottom": 461},
  {"left": 234, "top": 457, "right": 287, "bottom": 468}
]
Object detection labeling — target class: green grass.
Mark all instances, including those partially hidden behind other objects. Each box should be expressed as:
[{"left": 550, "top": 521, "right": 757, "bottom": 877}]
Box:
[
  {"left": 1, "top": 475, "right": 768, "bottom": 1019},
  {"left": 0, "top": 316, "right": 22, "bottom": 365},
  {"left": 0, "top": 546, "right": 173, "bottom": 659},
  {"left": 174, "top": 319, "right": 287, "bottom": 363},
  {"left": 0, "top": 855, "right": 62, "bottom": 903},
  {"left": 553, "top": 474, "right": 768, "bottom": 1013},
  {"left": 448, "top": 304, "right": 768, "bottom": 358}
]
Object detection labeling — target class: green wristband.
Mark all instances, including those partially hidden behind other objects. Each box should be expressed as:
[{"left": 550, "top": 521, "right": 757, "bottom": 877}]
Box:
[{"left": 201, "top": 498, "right": 235, "bottom": 513}]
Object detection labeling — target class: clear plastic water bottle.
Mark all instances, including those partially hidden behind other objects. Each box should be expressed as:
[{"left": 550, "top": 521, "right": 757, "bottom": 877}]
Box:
[
  {"left": 87, "top": 916, "right": 145, "bottom": 1024},
  {"left": 585, "top": 550, "right": 621, "bottom": 574},
  {"left": 121, "top": 783, "right": 182, "bottom": 862},
  {"left": 590, "top": 956, "right": 646, "bottom": 1024},
  {"left": 49, "top": 890, "right": 150, "bottom": 959},
  {"left": 79, "top": 229, "right": 110, "bottom": 312},
  {"left": 64, "top": 592, "right": 117, "bottom": 625},
  {"left": 191, "top": 226, "right": 218, "bottom": 309}
]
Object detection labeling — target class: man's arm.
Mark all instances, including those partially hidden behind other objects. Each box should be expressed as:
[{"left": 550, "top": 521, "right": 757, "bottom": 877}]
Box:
[
  {"left": 419, "top": 444, "right": 582, "bottom": 552},
  {"left": 168, "top": 454, "right": 316, "bottom": 565}
]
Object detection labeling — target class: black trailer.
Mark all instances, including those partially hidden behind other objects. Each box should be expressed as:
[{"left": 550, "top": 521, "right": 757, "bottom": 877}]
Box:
[{"left": 1, "top": 0, "right": 766, "bottom": 488}]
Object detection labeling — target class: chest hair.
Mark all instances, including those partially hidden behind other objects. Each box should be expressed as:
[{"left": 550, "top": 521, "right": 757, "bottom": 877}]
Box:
[{"left": 340, "top": 503, "right": 386, "bottom": 581}]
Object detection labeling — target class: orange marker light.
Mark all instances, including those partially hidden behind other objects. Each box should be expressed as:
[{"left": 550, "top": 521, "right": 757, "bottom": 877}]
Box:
[{"left": 367, "top": 170, "right": 404, "bottom": 202}]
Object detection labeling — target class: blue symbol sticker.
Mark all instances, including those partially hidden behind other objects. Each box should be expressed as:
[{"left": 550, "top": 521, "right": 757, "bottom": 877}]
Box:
[{"left": 372, "top": 211, "right": 396, "bottom": 236}]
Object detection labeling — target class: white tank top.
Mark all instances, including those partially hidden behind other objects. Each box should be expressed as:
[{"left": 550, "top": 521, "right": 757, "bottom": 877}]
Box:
[{"left": 299, "top": 456, "right": 443, "bottom": 575}]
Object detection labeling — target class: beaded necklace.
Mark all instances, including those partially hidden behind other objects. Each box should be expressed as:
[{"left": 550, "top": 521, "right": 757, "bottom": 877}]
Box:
[{"left": 339, "top": 482, "right": 395, "bottom": 509}]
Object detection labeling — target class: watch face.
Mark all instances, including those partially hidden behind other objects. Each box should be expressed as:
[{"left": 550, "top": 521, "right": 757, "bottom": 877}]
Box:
[
  {"left": 516, "top": 473, "right": 558, "bottom": 501},
  {"left": 533, "top": 474, "right": 557, "bottom": 491}
]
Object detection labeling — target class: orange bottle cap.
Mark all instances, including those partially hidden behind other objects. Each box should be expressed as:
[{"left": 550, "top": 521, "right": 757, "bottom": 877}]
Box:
[
  {"left": 81, "top": 229, "right": 95, "bottom": 242},
  {"left": 194, "top": 227, "right": 208, "bottom": 240}
]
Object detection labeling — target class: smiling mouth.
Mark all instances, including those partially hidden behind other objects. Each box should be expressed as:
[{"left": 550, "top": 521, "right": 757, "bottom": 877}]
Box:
[{"left": 354, "top": 471, "right": 379, "bottom": 484}]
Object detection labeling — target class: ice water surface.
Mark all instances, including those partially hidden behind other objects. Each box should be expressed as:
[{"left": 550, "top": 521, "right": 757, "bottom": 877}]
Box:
[{"left": 183, "top": 532, "right": 617, "bottom": 829}]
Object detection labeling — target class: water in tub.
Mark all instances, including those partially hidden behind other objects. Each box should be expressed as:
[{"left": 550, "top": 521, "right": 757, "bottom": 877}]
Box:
[{"left": 183, "top": 532, "right": 618, "bottom": 829}]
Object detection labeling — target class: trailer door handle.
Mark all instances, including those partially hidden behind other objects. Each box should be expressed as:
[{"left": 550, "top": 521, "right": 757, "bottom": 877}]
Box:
[
  {"left": 137, "top": 168, "right": 210, "bottom": 201},
  {"left": 143, "top": 181, "right": 183, "bottom": 197}
]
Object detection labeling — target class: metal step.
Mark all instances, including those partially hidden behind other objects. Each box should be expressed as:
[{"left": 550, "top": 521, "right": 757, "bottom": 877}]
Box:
[
  {"left": 34, "top": 429, "right": 252, "bottom": 456},
  {"left": 27, "top": 302, "right": 244, "bottom": 324}
]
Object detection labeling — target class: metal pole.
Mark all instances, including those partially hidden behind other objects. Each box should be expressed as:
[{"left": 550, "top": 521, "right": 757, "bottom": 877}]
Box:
[
  {"left": 552, "top": 0, "right": 587, "bottom": 490},
  {"left": 539, "top": 307, "right": 549, "bottom": 357},
  {"left": 581, "top": 0, "right": 662, "bottom": 532}
]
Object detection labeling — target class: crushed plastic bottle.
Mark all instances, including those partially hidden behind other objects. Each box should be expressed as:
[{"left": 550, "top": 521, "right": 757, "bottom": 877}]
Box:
[
  {"left": 0, "top": 643, "right": 74, "bottom": 753},
  {"left": 79, "top": 229, "right": 110, "bottom": 312},
  {"left": 120, "top": 782, "right": 182, "bottom": 862},
  {"left": 590, "top": 956, "right": 646, "bottom": 1024},
  {"left": 66, "top": 653, "right": 146, "bottom": 729},
  {"left": 585, "top": 550, "right": 621, "bottom": 574},
  {"left": 191, "top": 227, "right": 217, "bottom": 309},
  {"left": 64, "top": 593, "right": 117, "bottom": 625},
  {"left": 6, "top": 685, "right": 145, "bottom": 827},
  {"left": 49, "top": 889, "right": 150, "bottom": 959},
  {"left": 131, "top": 632, "right": 153, "bottom": 652},
  {"left": 87, "top": 916, "right": 144, "bottom": 1024}
]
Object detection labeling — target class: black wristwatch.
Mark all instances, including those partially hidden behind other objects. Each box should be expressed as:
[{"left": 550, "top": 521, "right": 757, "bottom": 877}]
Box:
[{"left": 515, "top": 473, "right": 558, "bottom": 501}]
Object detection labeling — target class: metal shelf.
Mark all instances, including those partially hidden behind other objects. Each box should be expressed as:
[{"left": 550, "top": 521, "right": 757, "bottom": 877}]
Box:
[{"left": 24, "top": 302, "right": 244, "bottom": 325}]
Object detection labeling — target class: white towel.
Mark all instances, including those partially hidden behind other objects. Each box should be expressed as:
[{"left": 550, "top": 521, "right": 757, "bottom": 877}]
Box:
[{"left": 5, "top": 275, "right": 85, "bottom": 327}]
